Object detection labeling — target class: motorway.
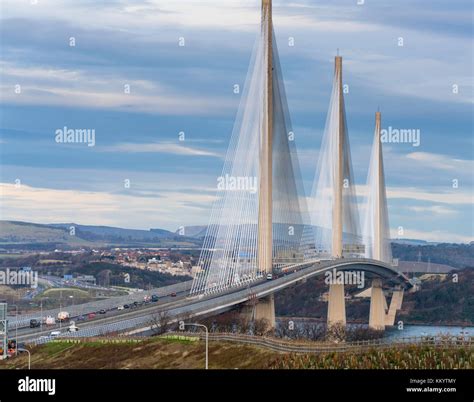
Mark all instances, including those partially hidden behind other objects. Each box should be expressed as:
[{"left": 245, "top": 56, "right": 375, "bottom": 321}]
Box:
[
  {"left": 13, "top": 287, "right": 191, "bottom": 342},
  {"left": 8, "top": 280, "right": 192, "bottom": 330},
  {"left": 11, "top": 258, "right": 412, "bottom": 343}
]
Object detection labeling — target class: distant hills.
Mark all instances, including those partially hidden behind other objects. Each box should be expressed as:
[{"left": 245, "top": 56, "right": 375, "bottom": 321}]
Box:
[
  {"left": 1, "top": 221, "right": 472, "bottom": 268},
  {"left": 0, "top": 221, "right": 200, "bottom": 250}
]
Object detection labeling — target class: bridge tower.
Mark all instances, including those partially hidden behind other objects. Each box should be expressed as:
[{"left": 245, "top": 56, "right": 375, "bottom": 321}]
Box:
[
  {"left": 332, "top": 56, "right": 344, "bottom": 259},
  {"left": 254, "top": 0, "right": 276, "bottom": 329},
  {"left": 327, "top": 56, "right": 346, "bottom": 327},
  {"left": 363, "top": 110, "right": 392, "bottom": 263},
  {"left": 257, "top": 0, "right": 274, "bottom": 275},
  {"left": 373, "top": 111, "right": 383, "bottom": 261}
]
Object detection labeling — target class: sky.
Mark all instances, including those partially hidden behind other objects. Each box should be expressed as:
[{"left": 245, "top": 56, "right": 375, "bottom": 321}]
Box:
[{"left": 0, "top": 0, "right": 472, "bottom": 243}]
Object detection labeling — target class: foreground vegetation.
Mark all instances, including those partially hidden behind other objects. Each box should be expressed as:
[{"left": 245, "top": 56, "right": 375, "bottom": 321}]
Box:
[
  {"left": 271, "top": 345, "right": 473, "bottom": 369},
  {"left": 0, "top": 338, "right": 471, "bottom": 370}
]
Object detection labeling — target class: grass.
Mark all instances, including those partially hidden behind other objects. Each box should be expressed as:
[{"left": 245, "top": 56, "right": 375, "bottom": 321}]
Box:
[
  {"left": 270, "top": 346, "right": 473, "bottom": 369},
  {"left": 0, "top": 339, "right": 471, "bottom": 370},
  {"left": 160, "top": 335, "right": 200, "bottom": 344},
  {"left": 42, "top": 342, "right": 76, "bottom": 357},
  {"left": 41, "top": 288, "right": 90, "bottom": 298}
]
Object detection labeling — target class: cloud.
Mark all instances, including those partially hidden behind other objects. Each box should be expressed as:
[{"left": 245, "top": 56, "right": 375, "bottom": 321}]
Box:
[
  {"left": 0, "top": 182, "right": 216, "bottom": 230},
  {"left": 406, "top": 152, "right": 473, "bottom": 172},
  {"left": 100, "top": 142, "right": 222, "bottom": 157},
  {"left": 391, "top": 228, "right": 472, "bottom": 244},
  {"left": 357, "top": 185, "right": 472, "bottom": 205},
  {"left": 0, "top": 0, "right": 378, "bottom": 34},
  {"left": 407, "top": 205, "right": 457, "bottom": 215},
  {"left": 0, "top": 62, "right": 236, "bottom": 116}
]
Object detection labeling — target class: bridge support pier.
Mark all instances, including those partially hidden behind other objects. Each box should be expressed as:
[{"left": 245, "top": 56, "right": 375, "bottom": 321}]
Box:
[
  {"left": 327, "top": 283, "right": 346, "bottom": 326},
  {"left": 242, "top": 294, "right": 276, "bottom": 330},
  {"left": 254, "top": 294, "right": 276, "bottom": 329},
  {"left": 385, "top": 287, "right": 404, "bottom": 326},
  {"left": 369, "top": 278, "right": 386, "bottom": 330}
]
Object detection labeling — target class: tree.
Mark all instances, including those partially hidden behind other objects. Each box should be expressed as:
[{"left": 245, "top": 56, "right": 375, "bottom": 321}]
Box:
[
  {"left": 149, "top": 311, "right": 171, "bottom": 335},
  {"left": 253, "top": 318, "right": 270, "bottom": 336}
]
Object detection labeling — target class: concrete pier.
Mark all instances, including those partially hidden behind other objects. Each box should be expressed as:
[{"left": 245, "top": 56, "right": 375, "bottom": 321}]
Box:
[{"left": 369, "top": 278, "right": 386, "bottom": 330}]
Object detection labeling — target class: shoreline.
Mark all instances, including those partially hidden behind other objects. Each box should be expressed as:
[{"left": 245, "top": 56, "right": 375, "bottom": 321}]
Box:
[{"left": 278, "top": 316, "right": 474, "bottom": 328}]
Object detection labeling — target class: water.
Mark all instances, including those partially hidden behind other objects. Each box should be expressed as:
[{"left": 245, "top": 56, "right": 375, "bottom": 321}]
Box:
[
  {"left": 385, "top": 325, "right": 474, "bottom": 340},
  {"left": 277, "top": 318, "right": 473, "bottom": 342}
]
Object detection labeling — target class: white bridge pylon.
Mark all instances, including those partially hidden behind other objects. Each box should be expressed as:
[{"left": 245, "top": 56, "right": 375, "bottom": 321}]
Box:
[
  {"left": 308, "top": 56, "right": 362, "bottom": 260},
  {"left": 191, "top": 0, "right": 315, "bottom": 295}
]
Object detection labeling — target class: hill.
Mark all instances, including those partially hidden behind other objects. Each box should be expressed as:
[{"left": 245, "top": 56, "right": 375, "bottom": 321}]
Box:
[
  {"left": 0, "top": 221, "right": 201, "bottom": 250},
  {"left": 0, "top": 221, "right": 94, "bottom": 247}
]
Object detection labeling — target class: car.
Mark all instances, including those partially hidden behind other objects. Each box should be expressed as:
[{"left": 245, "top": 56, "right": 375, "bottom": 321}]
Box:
[
  {"left": 170, "top": 292, "right": 177, "bottom": 297},
  {"left": 117, "top": 305, "right": 125, "bottom": 311},
  {"left": 151, "top": 295, "right": 159, "bottom": 302},
  {"left": 266, "top": 273, "right": 273, "bottom": 280},
  {"left": 123, "top": 304, "right": 130, "bottom": 309},
  {"left": 77, "top": 315, "right": 86, "bottom": 321},
  {"left": 88, "top": 313, "right": 96, "bottom": 319},
  {"left": 99, "top": 309, "right": 106, "bottom": 314},
  {"left": 50, "top": 331, "right": 61, "bottom": 338},
  {"left": 29, "top": 319, "right": 41, "bottom": 328}
]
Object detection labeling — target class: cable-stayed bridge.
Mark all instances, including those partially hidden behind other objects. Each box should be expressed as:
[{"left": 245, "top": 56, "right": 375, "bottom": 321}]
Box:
[
  {"left": 189, "top": 0, "right": 409, "bottom": 330},
  {"left": 10, "top": 1, "right": 414, "bottom": 343}
]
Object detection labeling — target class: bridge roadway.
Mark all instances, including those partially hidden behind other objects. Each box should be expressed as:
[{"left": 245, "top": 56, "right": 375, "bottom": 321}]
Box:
[{"left": 14, "top": 258, "right": 412, "bottom": 343}]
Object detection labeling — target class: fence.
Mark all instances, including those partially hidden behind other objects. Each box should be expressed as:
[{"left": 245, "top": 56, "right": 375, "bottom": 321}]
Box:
[
  {"left": 32, "top": 332, "right": 473, "bottom": 353},
  {"left": 161, "top": 332, "right": 474, "bottom": 354}
]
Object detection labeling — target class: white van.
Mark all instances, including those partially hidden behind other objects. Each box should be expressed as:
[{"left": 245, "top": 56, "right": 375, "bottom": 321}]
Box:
[{"left": 50, "top": 331, "right": 61, "bottom": 338}]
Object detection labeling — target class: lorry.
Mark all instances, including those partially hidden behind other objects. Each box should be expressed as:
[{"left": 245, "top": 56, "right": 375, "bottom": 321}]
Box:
[
  {"left": 45, "top": 316, "right": 56, "bottom": 326},
  {"left": 57, "top": 311, "right": 70, "bottom": 322}
]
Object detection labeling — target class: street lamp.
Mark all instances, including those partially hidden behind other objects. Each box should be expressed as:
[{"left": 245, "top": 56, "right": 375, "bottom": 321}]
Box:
[
  {"left": 180, "top": 322, "right": 209, "bottom": 369},
  {"left": 39, "top": 297, "right": 50, "bottom": 333},
  {"left": 8, "top": 304, "right": 18, "bottom": 356},
  {"left": 17, "top": 347, "right": 30, "bottom": 370}
]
